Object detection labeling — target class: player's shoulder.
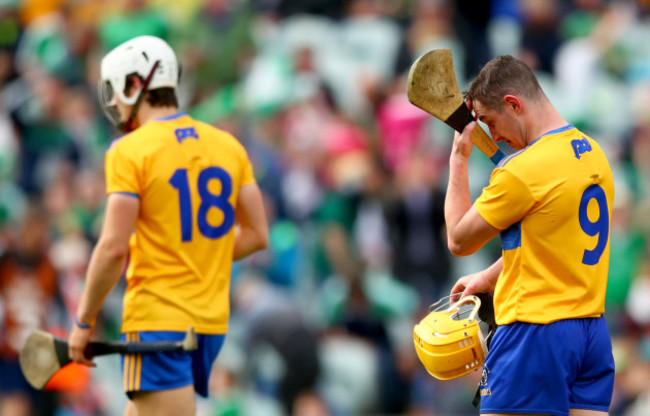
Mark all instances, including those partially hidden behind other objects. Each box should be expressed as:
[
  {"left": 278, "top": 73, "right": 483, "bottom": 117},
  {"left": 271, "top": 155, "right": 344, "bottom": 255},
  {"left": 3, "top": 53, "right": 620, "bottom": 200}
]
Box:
[
  {"left": 106, "top": 133, "right": 133, "bottom": 155},
  {"left": 194, "top": 119, "right": 248, "bottom": 153},
  {"left": 107, "top": 123, "right": 154, "bottom": 153},
  {"left": 195, "top": 119, "right": 238, "bottom": 140},
  {"left": 496, "top": 148, "right": 527, "bottom": 169}
]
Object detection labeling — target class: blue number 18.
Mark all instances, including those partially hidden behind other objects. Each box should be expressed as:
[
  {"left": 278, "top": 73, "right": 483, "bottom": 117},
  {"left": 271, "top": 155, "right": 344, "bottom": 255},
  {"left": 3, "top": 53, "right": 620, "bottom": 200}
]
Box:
[
  {"left": 578, "top": 184, "right": 609, "bottom": 265},
  {"left": 169, "top": 167, "right": 235, "bottom": 242}
]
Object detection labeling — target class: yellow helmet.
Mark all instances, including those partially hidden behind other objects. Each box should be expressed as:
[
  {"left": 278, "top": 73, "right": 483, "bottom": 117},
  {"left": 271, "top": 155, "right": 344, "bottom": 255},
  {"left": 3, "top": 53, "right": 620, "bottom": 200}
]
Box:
[{"left": 413, "top": 295, "right": 487, "bottom": 380}]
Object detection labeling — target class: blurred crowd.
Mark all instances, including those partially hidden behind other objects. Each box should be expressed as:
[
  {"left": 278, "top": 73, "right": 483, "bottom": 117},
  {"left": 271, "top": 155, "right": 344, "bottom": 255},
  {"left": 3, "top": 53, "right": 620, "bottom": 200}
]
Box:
[{"left": 2, "top": 0, "right": 650, "bottom": 415}]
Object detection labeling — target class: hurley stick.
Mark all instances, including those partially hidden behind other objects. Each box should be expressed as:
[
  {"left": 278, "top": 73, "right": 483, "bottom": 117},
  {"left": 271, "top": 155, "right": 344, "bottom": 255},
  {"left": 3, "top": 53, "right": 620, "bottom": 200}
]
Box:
[
  {"left": 19, "top": 327, "right": 198, "bottom": 389},
  {"left": 407, "top": 48, "right": 505, "bottom": 164}
]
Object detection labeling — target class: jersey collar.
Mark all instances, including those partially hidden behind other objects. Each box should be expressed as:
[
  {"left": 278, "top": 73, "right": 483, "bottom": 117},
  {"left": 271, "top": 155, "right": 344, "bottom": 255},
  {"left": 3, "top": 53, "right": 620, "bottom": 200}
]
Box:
[
  {"left": 530, "top": 124, "right": 575, "bottom": 146},
  {"left": 156, "top": 112, "right": 187, "bottom": 121}
]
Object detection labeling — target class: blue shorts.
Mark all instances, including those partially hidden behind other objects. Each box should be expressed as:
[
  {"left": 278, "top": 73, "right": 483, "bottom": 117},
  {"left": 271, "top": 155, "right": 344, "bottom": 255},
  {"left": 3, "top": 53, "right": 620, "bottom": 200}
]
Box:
[
  {"left": 0, "top": 358, "right": 34, "bottom": 394},
  {"left": 121, "top": 331, "right": 225, "bottom": 398},
  {"left": 479, "top": 316, "right": 614, "bottom": 416}
]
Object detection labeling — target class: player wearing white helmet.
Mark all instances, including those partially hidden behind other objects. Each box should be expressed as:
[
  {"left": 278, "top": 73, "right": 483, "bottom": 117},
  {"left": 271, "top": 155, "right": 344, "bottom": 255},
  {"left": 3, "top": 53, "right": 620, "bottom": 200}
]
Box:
[
  {"left": 98, "top": 35, "right": 180, "bottom": 132},
  {"left": 68, "top": 35, "right": 269, "bottom": 416}
]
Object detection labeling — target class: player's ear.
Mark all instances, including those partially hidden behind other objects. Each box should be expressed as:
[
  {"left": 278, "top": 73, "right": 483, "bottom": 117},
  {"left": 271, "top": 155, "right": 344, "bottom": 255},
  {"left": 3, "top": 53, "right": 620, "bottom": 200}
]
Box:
[
  {"left": 125, "top": 74, "right": 144, "bottom": 98},
  {"left": 503, "top": 95, "right": 521, "bottom": 113}
]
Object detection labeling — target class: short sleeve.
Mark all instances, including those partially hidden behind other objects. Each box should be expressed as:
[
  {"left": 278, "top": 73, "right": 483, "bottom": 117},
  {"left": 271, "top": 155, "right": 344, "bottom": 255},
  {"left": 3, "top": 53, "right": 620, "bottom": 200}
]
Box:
[
  {"left": 104, "top": 143, "right": 141, "bottom": 196},
  {"left": 475, "top": 168, "right": 535, "bottom": 230},
  {"left": 239, "top": 148, "right": 256, "bottom": 188}
]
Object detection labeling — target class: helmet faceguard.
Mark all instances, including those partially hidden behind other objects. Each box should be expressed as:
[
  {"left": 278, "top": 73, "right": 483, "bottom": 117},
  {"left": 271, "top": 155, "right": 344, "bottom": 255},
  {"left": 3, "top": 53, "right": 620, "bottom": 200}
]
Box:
[
  {"left": 414, "top": 295, "right": 490, "bottom": 380},
  {"left": 98, "top": 77, "right": 120, "bottom": 127}
]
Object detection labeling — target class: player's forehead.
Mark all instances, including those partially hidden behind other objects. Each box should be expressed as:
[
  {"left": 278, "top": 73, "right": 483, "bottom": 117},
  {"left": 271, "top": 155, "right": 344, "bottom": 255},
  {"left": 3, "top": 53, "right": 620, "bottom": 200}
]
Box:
[{"left": 472, "top": 100, "right": 495, "bottom": 121}]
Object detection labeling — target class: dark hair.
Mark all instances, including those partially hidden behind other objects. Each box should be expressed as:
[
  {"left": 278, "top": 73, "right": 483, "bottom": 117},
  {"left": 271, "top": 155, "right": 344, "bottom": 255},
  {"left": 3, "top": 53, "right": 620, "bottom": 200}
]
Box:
[
  {"left": 125, "top": 74, "right": 178, "bottom": 108},
  {"left": 144, "top": 88, "right": 178, "bottom": 107},
  {"left": 466, "top": 55, "right": 543, "bottom": 110}
]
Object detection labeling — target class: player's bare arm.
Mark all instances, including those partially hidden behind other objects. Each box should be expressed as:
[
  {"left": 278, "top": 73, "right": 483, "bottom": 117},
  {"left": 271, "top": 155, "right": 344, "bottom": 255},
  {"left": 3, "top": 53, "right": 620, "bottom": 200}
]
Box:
[
  {"left": 445, "top": 122, "right": 501, "bottom": 256},
  {"left": 68, "top": 194, "right": 139, "bottom": 365},
  {"left": 450, "top": 257, "right": 503, "bottom": 301},
  {"left": 233, "top": 183, "right": 268, "bottom": 260}
]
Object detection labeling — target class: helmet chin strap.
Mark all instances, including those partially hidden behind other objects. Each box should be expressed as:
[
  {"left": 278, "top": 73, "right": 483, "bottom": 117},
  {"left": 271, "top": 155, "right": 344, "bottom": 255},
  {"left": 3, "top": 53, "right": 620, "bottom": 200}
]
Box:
[{"left": 119, "top": 60, "right": 160, "bottom": 133}]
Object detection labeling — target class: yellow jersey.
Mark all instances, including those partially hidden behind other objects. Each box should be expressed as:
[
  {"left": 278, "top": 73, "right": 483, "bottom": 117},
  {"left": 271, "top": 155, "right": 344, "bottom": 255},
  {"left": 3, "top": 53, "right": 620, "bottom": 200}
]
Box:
[
  {"left": 475, "top": 125, "right": 614, "bottom": 325},
  {"left": 104, "top": 113, "right": 255, "bottom": 334}
]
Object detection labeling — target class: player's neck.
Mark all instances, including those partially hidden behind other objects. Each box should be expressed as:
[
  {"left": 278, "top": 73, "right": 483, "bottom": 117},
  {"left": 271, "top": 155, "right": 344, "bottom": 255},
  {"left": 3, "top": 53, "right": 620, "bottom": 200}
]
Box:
[
  {"left": 136, "top": 105, "right": 180, "bottom": 126},
  {"left": 526, "top": 101, "right": 568, "bottom": 145}
]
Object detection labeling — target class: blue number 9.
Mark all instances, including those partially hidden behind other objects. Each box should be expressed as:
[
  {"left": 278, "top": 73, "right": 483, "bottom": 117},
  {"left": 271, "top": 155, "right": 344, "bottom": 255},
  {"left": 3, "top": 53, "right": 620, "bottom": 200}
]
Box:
[{"left": 578, "top": 184, "right": 609, "bottom": 265}]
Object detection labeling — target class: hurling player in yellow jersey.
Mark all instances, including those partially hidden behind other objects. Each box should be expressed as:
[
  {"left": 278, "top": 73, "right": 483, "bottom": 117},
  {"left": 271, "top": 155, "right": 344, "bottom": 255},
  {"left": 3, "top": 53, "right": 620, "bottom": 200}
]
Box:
[
  {"left": 67, "top": 36, "right": 268, "bottom": 416},
  {"left": 447, "top": 55, "right": 615, "bottom": 416}
]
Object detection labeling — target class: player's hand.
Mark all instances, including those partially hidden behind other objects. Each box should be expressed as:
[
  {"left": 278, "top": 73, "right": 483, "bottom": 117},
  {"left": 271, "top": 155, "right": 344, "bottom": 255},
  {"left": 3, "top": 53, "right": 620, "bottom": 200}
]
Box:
[
  {"left": 451, "top": 121, "right": 476, "bottom": 160},
  {"left": 68, "top": 324, "right": 96, "bottom": 367},
  {"left": 449, "top": 270, "right": 495, "bottom": 303}
]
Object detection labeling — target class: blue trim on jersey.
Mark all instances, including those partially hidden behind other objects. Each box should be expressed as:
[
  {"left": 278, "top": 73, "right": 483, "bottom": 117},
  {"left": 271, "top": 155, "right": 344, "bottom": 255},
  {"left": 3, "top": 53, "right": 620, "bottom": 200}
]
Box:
[
  {"left": 156, "top": 112, "right": 187, "bottom": 121},
  {"left": 537, "top": 124, "right": 574, "bottom": 139},
  {"left": 526, "top": 124, "right": 575, "bottom": 148},
  {"left": 500, "top": 222, "right": 521, "bottom": 250},
  {"left": 497, "top": 148, "right": 526, "bottom": 168},
  {"left": 111, "top": 192, "right": 139, "bottom": 198}
]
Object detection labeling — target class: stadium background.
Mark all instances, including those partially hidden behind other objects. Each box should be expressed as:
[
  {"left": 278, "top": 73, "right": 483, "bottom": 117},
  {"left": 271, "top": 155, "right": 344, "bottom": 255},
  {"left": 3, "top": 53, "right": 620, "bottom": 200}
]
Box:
[{"left": 1, "top": 0, "right": 650, "bottom": 415}]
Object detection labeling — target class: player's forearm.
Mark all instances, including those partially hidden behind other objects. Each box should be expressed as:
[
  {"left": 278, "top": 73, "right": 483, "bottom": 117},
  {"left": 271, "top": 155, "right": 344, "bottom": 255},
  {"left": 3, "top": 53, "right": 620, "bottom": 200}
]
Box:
[
  {"left": 482, "top": 257, "right": 503, "bottom": 292},
  {"left": 444, "top": 155, "right": 473, "bottom": 241},
  {"left": 76, "top": 241, "right": 128, "bottom": 325},
  {"left": 233, "top": 224, "right": 268, "bottom": 261}
]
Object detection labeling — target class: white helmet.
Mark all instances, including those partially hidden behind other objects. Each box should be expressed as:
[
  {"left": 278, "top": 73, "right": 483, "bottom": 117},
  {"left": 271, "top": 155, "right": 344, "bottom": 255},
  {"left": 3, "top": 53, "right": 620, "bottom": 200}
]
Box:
[{"left": 99, "top": 35, "right": 179, "bottom": 129}]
